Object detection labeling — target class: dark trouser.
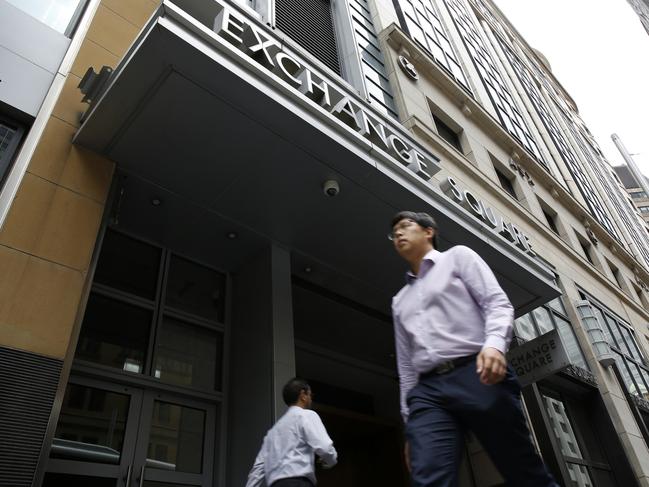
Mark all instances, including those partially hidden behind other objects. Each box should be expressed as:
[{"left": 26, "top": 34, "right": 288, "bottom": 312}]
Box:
[
  {"left": 271, "top": 477, "right": 314, "bottom": 487},
  {"left": 406, "top": 362, "right": 559, "bottom": 487}
]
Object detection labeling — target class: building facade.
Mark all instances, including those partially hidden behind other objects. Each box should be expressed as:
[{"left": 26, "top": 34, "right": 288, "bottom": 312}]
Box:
[
  {"left": 1, "top": 0, "right": 649, "bottom": 486},
  {"left": 613, "top": 164, "right": 649, "bottom": 227}
]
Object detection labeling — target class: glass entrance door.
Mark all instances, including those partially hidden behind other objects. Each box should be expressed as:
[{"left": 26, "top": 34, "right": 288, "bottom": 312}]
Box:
[{"left": 44, "top": 377, "right": 216, "bottom": 487}]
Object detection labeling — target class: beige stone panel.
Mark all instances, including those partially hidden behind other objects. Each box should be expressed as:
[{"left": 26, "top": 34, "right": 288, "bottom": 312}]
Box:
[
  {"left": 33, "top": 186, "right": 104, "bottom": 271},
  {"left": 86, "top": 5, "right": 140, "bottom": 58},
  {"left": 0, "top": 245, "right": 83, "bottom": 359},
  {"left": 60, "top": 145, "right": 115, "bottom": 203},
  {"left": 102, "top": 0, "right": 159, "bottom": 27},
  {"left": 52, "top": 73, "right": 85, "bottom": 127},
  {"left": 28, "top": 117, "right": 76, "bottom": 183},
  {"left": 0, "top": 173, "right": 57, "bottom": 253},
  {"left": 70, "top": 38, "right": 119, "bottom": 79}
]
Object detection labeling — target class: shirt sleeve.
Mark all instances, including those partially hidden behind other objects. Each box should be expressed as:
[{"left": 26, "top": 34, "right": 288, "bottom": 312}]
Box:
[
  {"left": 302, "top": 411, "right": 337, "bottom": 468},
  {"left": 457, "top": 246, "right": 514, "bottom": 354},
  {"left": 245, "top": 439, "right": 267, "bottom": 487},
  {"left": 393, "top": 304, "right": 418, "bottom": 424}
]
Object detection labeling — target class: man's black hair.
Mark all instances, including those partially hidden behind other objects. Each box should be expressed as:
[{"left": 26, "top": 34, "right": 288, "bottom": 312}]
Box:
[
  {"left": 282, "top": 378, "right": 311, "bottom": 406},
  {"left": 391, "top": 211, "right": 439, "bottom": 249}
]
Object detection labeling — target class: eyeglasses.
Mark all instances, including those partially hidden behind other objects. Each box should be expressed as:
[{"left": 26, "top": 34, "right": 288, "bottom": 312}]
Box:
[{"left": 387, "top": 219, "right": 418, "bottom": 241}]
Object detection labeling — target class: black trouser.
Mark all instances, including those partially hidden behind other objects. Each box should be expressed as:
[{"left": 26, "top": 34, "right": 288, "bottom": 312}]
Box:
[
  {"left": 406, "top": 362, "right": 559, "bottom": 487},
  {"left": 271, "top": 477, "right": 314, "bottom": 487}
]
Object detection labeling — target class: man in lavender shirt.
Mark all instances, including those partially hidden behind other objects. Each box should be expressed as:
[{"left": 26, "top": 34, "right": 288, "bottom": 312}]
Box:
[{"left": 390, "top": 211, "right": 558, "bottom": 487}]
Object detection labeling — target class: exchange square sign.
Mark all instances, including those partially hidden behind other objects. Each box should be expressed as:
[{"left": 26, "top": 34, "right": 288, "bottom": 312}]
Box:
[{"left": 507, "top": 329, "right": 570, "bottom": 387}]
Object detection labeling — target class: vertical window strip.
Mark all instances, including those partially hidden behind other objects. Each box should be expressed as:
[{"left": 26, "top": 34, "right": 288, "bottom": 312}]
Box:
[
  {"left": 349, "top": 0, "right": 398, "bottom": 117},
  {"left": 499, "top": 41, "right": 621, "bottom": 242},
  {"left": 395, "top": 0, "right": 472, "bottom": 91},
  {"left": 442, "top": 0, "right": 546, "bottom": 169},
  {"left": 573, "top": 126, "right": 649, "bottom": 267}
]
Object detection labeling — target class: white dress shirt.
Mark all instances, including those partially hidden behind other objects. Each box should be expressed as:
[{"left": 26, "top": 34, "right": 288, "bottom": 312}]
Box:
[
  {"left": 245, "top": 406, "right": 337, "bottom": 486},
  {"left": 392, "top": 246, "right": 514, "bottom": 422}
]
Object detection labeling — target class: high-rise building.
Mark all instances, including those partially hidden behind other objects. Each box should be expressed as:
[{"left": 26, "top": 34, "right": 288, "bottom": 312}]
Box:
[
  {"left": 614, "top": 164, "right": 649, "bottom": 225},
  {"left": 1, "top": 0, "right": 649, "bottom": 486}
]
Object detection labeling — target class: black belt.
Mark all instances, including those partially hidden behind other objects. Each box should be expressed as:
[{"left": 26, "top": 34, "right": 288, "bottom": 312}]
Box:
[{"left": 424, "top": 353, "right": 478, "bottom": 376}]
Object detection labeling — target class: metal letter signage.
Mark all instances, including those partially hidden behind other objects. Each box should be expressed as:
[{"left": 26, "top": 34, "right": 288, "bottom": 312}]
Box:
[
  {"left": 213, "top": 6, "right": 440, "bottom": 182},
  {"left": 506, "top": 329, "right": 570, "bottom": 387},
  {"left": 440, "top": 176, "right": 536, "bottom": 256}
]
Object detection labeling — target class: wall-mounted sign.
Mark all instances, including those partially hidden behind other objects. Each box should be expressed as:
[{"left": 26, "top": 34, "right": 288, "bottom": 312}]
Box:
[
  {"left": 506, "top": 329, "right": 570, "bottom": 387},
  {"left": 214, "top": 7, "right": 439, "bottom": 182},
  {"left": 440, "top": 176, "right": 536, "bottom": 256},
  {"left": 398, "top": 55, "right": 419, "bottom": 81}
]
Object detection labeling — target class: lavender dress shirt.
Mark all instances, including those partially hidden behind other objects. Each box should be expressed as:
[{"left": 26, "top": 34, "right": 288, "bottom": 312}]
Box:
[{"left": 392, "top": 246, "right": 514, "bottom": 422}]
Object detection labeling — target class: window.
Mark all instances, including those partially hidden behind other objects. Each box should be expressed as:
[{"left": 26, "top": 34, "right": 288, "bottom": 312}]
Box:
[
  {"left": 77, "top": 229, "right": 226, "bottom": 392},
  {"left": 394, "top": 0, "right": 471, "bottom": 91},
  {"left": 606, "top": 259, "right": 626, "bottom": 290},
  {"left": 5, "top": 0, "right": 88, "bottom": 36},
  {"left": 443, "top": 0, "right": 547, "bottom": 168},
  {"left": 495, "top": 167, "right": 517, "bottom": 199},
  {"left": 432, "top": 113, "right": 462, "bottom": 152},
  {"left": 0, "top": 116, "right": 25, "bottom": 185},
  {"left": 575, "top": 232, "right": 594, "bottom": 265},
  {"left": 631, "top": 190, "right": 648, "bottom": 199},
  {"left": 580, "top": 291, "right": 649, "bottom": 402},
  {"left": 514, "top": 296, "right": 589, "bottom": 370},
  {"left": 541, "top": 206, "right": 559, "bottom": 234},
  {"left": 639, "top": 206, "right": 649, "bottom": 214}
]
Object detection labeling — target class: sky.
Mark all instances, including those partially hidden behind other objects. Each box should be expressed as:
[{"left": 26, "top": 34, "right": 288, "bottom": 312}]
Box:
[{"left": 492, "top": 0, "right": 649, "bottom": 180}]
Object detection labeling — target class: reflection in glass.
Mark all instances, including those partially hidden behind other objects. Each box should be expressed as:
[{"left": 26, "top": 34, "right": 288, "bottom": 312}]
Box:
[
  {"left": 51, "top": 384, "right": 129, "bottom": 464},
  {"left": 76, "top": 293, "right": 152, "bottom": 373},
  {"left": 613, "top": 353, "right": 637, "bottom": 395},
  {"left": 514, "top": 313, "right": 537, "bottom": 341},
  {"left": 554, "top": 316, "right": 588, "bottom": 369},
  {"left": 5, "top": 0, "right": 84, "bottom": 34},
  {"left": 165, "top": 256, "right": 226, "bottom": 322},
  {"left": 532, "top": 307, "right": 554, "bottom": 335},
  {"left": 95, "top": 230, "right": 161, "bottom": 299},
  {"left": 542, "top": 395, "right": 583, "bottom": 459},
  {"left": 567, "top": 463, "right": 593, "bottom": 487},
  {"left": 154, "top": 317, "right": 223, "bottom": 390},
  {"left": 147, "top": 401, "right": 205, "bottom": 474}
]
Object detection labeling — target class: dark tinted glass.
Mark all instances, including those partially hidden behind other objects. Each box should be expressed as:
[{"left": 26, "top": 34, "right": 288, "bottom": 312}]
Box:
[
  {"left": 95, "top": 230, "right": 161, "bottom": 299},
  {"left": 147, "top": 401, "right": 205, "bottom": 474},
  {"left": 165, "top": 256, "right": 226, "bottom": 322},
  {"left": 154, "top": 317, "right": 223, "bottom": 391},
  {"left": 51, "top": 384, "right": 130, "bottom": 464},
  {"left": 76, "top": 293, "right": 152, "bottom": 373}
]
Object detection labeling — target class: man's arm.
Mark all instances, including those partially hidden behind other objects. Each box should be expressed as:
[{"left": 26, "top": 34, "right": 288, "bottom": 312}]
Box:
[
  {"left": 394, "top": 309, "right": 418, "bottom": 423},
  {"left": 302, "top": 411, "right": 337, "bottom": 468},
  {"left": 457, "top": 246, "right": 514, "bottom": 384},
  {"left": 245, "top": 443, "right": 267, "bottom": 487}
]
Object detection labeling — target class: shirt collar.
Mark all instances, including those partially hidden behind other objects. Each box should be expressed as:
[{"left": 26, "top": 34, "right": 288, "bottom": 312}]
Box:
[{"left": 405, "top": 249, "right": 440, "bottom": 284}]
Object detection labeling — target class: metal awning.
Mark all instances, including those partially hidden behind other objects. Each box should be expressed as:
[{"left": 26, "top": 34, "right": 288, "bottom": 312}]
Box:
[{"left": 74, "top": 1, "right": 558, "bottom": 315}]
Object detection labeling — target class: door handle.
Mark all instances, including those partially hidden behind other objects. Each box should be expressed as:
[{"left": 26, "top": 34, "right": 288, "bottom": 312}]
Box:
[
  {"left": 124, "top": 465, "right": 132, "bottom": 486},
  {"left": 138, "top": 464, "right": 146, "bottom": 487}
]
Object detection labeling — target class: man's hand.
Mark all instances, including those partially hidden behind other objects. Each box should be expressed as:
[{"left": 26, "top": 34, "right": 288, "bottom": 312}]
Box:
[
  {"left": 476, "top": 347, "right": 507, "bottom": 385},
  {"left": 404, "top": 441, "right": 411, "bottom": 472}
]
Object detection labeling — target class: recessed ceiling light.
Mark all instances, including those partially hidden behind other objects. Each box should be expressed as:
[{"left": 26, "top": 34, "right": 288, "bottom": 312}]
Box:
[
  {"left": 151, "top": 198, "right": 162, "bottom": 206},
  {"left": 226, "top": 232, "right": 238, "bottom": 239},
  {"left": 304, "top": 266, "right": 313, "bottom": 273}
]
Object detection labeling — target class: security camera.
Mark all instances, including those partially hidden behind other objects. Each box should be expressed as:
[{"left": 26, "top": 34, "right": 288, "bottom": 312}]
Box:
[{"left": 323, "top": 180, "right": 340, "bottom": 197}]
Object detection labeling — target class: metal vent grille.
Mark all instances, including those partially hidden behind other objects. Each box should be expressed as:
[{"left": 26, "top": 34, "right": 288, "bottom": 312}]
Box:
[
  {"left": 276, "top": 0, "right": 341, "bottom": 75},
  {"left": 0, "top": 346, "right": 63, "bottom": 487}
]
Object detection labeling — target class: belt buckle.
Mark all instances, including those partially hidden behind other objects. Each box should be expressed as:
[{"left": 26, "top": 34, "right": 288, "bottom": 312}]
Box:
[{"left": 435, "top": 361, "right": 454, "bottom": 374}]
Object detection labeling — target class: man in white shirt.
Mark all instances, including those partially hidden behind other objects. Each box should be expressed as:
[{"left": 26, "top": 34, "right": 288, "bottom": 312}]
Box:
[{"left": 245, "top": 378, "right": 337, "bottom": 487}]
